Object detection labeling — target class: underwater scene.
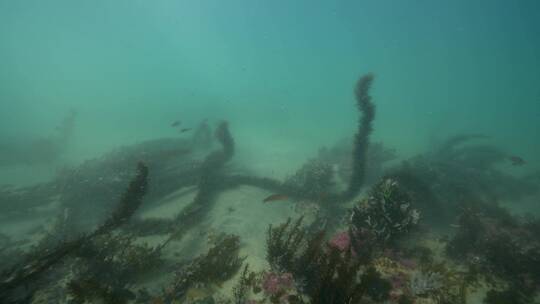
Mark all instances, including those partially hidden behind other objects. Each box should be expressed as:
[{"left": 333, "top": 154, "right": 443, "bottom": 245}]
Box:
[{"left": 1, "top": 1, "right": 540, "bottom": 303}]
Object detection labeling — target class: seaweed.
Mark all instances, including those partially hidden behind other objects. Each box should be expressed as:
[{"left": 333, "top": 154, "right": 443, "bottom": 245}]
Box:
[
  {"left": 0, "top": 136, "right": 199, "bottom": 236},
  {"left": 300, "top": 245, "right": 392, "bottom": 304},
  {"left": 167, "top": 121, "right": 235, "bottom": 243},
  {"left": 267, "top": 219, "right": 359, "bottom": 304},
  {"left": 338, "top": 73, "right": 376, "bottom": 202},
  {"left": 397, "top": 295, "right": 414, "bottom": 304},
  {"left": 265, "top": 218, "right": 393, "bottom": 304},
  {"left": 223, "top": 73, "right": 377, "bottom": 206},
  {"left": 387, "top": 135, "right": 540, "bottom": 227},
  {"left": 446, "top": 205, "right": 540, "bottom": 301},
  {"left": 318, "top": 140, "right": 397, "bottom": 187},
  {"left": 232, "top": 264, "right": 252, "bottom": 304},
  {"left": 67, "top": 278, "right": 135, "bottom": 304},
  {"left": 2, "top": 73, "right": 378, "bottom": 241},
  {"left": 67, "top": 232, "right": 163, "bottom": 304},
  {"left": 96, "top": 162, "right": 149, "bottom": 234},
  {"left": 484, "top": 287, "right": 534, "bottom": 304},
  {"left": 0, "top": 72, "right": 383, "bottom": 302},
  {"left": 357, "top": 266, "right": 392, "bottom": 302},
  {"left": 266, "top": 217, "right": 306, "bottom": 273},
  {"left": 306, "top": 248, "right": 362, "bottom": 304},
  {"left": 0, "top": 162, "right": 149, "bottom": 303},
  {"left": 160, "top": 234, "right": 244, "bottom": 302},
  {"left": 445, "top": 207, "right": 485, "bottom": 260},
  {"left": 283, "top": 159, "right": 334, "bottom": 199}
]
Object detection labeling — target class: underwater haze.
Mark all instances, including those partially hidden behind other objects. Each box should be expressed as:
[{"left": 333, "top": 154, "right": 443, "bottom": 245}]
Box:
[
  {"left": 1, "top": 1, "right": 540, "bottom": 304},
  {"left": 2, "top": 0, "right": 539, "bottom": 183}
]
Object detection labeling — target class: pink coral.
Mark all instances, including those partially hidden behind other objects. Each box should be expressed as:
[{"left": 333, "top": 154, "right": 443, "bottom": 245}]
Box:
[
  {"left": 262, "top": 272, "right": 293, "bottom": 296},
  {"left": 329, "top": 231, "right": 351, "bottom": 251}
]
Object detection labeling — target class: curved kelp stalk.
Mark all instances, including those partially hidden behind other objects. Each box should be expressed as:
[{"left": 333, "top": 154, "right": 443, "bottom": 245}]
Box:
[
  {"left": 0, "top": 162, "right": 149, "bottom": 303},
  {"left": 337, "top": 73, "right": 376, "bottom": 201},
  {"left": 226, "top": 73, "right": 376, "bottom": 204},
  {"left": 2, "top": 74, "right": 375, "bottom": 232},
  {"left": 165, "top": 121, "right": 235, "bottom": 244}
]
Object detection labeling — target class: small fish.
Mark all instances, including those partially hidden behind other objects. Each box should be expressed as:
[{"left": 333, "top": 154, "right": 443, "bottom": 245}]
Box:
[
  {"left": 263, "top": 194, "right": 289, "bottom": 203},
  {"left": 179, "top": 128, "right": 192, "bottom": 133},
  {"left": 170, "top": 120, "right": 181, "bottom": 127},
  {"left": 508, "top": 155, "right": 526, "bottom": 166}
]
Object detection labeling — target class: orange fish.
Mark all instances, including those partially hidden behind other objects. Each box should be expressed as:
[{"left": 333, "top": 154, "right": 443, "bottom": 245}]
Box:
[{"left": 263, "top": 194, "right": 289, "bottom": 203}]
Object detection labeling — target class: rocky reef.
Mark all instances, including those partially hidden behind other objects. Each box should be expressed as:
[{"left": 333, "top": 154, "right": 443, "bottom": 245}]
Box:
[{"left": 1, "top": 73, "right": 539, "bottom": 304}]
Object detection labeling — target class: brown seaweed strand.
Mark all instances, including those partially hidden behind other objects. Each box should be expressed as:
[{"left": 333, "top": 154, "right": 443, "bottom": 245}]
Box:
[
  {"left": 94, "top": 162, "right": 149, "bottom": 235},
  {"left": 339, "top": 73, "right": 376, "bottom": 201},
  {"left": 0, "top": 162, "right": 149, "bottom": 301}
]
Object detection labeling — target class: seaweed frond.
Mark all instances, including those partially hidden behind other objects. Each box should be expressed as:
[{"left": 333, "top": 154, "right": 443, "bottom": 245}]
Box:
[
  {"left": 96, "top": 162, "right": 149, "bottom": 234},
  {"left": 167, "top": 122, "right": 236, "bottom": 243},
  {"left": 308, "top": 247, "right": 364, "bottom": 304},
  {"left": 67, "top": 278, "right": 135, "bottom": 304},
  {"left": 67, "top": 231, "right": 162, "bottom": 304},
  {"left": 266, "top": 217, "right": 306, "bottom": 272},
  {"left": 283, "top": 159, "right": 334, "bottom": 199},
  {"left": 340, "top": 73, "right": 376, "bottom": 201},
  {"left": 233, "top": 264, "right": 252, "bottom": 304},
  {"left": 163, "top": 234, "right": 244, "bottom": 301},
  {"left": 0, "top": 162, "right": 150, "bottom": 302},
  {"left": 265, "top": 218, "right": 390, "bottom": 304},
  {"left": 215, "top": 121, "right": 235, "bottom": 160}
]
